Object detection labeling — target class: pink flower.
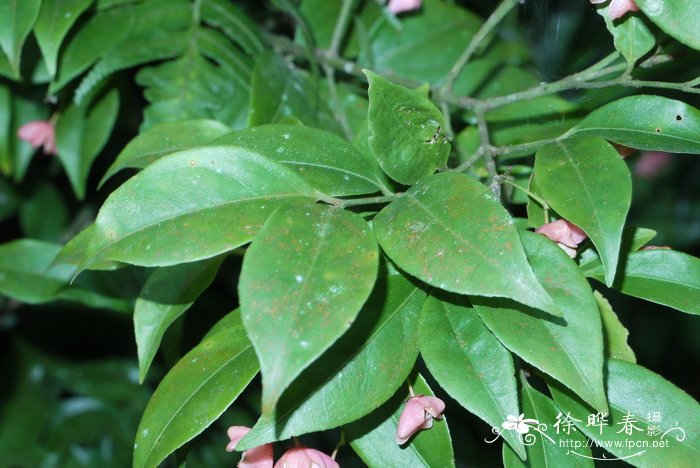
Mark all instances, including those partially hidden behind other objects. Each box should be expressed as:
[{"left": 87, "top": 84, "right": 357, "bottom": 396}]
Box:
[
  {"left": 396, "top": 395, "right": 445, "bottom": 444},
  {"left": 535, "top": 219, "right": 588, "bottom": 258},
  {"left": 634, "top": 151, "right": 671, "bottom": 179},
  {"left": 387, "top": 0, "right": 422, "bottom": 14},
  {"left": 17, "top": 120, "right": 57, "bottom": 155},
  {"left": 226, "top": 426, "right": 274, "bottom": 468},
  {"left": 274, "top": 446, "right": 338, "bottom": 468},
  {"left": 590, "top": 0, "right": 640, "bottom": 20}
]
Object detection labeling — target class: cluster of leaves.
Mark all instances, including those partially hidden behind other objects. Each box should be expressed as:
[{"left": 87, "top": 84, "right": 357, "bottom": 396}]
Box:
[{"left": 1, "top": 0, "right": 700, "bottom": 466}]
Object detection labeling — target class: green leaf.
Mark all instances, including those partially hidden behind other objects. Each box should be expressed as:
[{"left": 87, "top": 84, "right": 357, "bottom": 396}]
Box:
[
  {"left": 33, "top": 0, "right": 93, "bottom": 77},
  {"left": 0, "top": 0, "right": 42, "bottom": 77},
  {"left": 237, "top": 272, "right": 425, "bottom": 450},
  {"left": 53, "top": 224, "right": 122, "bottom": 271},
  {"left": 578, "top": 226, "right": 657, "bottom": 273},
  {"left": 347, "top": 373, "right": 455, "bottom": 468},
  {"left": 594, "top": 291, "right": 636, "bottom": 363},
  {"left": 0, "top": 84, "right": 12, "bottom": 175},
  {"left": 50, "top": 5, "right": 135, "bottom": 93},
  {"left": 11, "top": 94, "right": 50, "bottom": 182},
  {"left": 18, "top": 181, "right": 69, "bottom": 241},
  {"left": 133, "top": 313, "right": 259, "bottom": 468},
  {"left": 101, "top": 119, "right": 231, "bottom": 186},
  {"left": 637, "top": 0, "right": 700, "bottom": 51},
  {"left": 239, "top": 204, "right": 378, "bottom": 412},
  {"left": 473, "top": 231, "right": 607, "bottom": 413},
  {"left": 214, "top": 124, "right": 391, "bottom": 196},
  {"left": 570, "top": 96, "right": 700, "bottom": 154},
  {"left": 373, "top": 172, "right": 559, "bottom": 316},
  {"left": 419, "top": 294, "right": 525, "bottom": 459},
  {"left": 363, "top": 0, "right": 481, "bottom": 83},
  {"left": 585, "top": 249, "right": 700, "bottom": 315},
  {"left": 364, "top": 70, "right": 450, "bottom": 185},
  {"left": 248, "top": 52, "right": 339, "bottom": 133},
  {"left": 598, "top": 6, "right": 655, "bottom": 66},
  {"left": 502, "top": 376, "right": 593, "bottom": 468},
  {"left": 200, "top": 0, "right": 265, "bottom": 56},
  {"left": 0, "top": 239, "right": 73, "bottom": 304},
  {"left": 55, "top": 87, "right": 120, "bottom": 199},
  {"left": 134, "top": 258, "right": 223, "bottom": 383},
  {"left": 534, "top": 137, "right": 631, "bottom": 286},
  {"left": 549, "top": 359, "right": 700, "bottom": 467},
  {"left": 83, "top": 146, "right": 320, "bottom": 269}
]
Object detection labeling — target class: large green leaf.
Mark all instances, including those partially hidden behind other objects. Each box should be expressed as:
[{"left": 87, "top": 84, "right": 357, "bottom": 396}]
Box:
[
  {"left": 473, "top": 231, "right": 607, "bottom": 413},
  {"left": 33, "top": 0, "right": 93, "bottom": 77},
  {"left": 239, "top": 204, "right": 378, "bottom": 413},
  {"left": 215, "top": 124, "right": 391, "bottom": 196},
  {"left": 134, "top": 258, "right": 223, "bottom": 383},
  {"left": 419, "top": 294, "right": 525, "bottom": 459},
  {"left": 373, "top": 172, "right": 559, "bottom": 316},
  {"left": 133, "top": 313, "right": 259, "bottom": 468},
  {"left": 636, "top": 0, "right": 700, "bottom": 51},
  {"left": 502, "top": 377, "right": 593, "bottom": 468},
  {"left": 50, "top": 5, "right": 136, "bottom": 93},
  {"left": 578, "top": 226, "right": 657, "bottom": 273},
  {"left": 363, "top": 0, "right": 481, "bottom": 83},
  {"left": 55, "top": 87, "right": 120, "bottom": 199},
  {"left": 549, "top": 359, "right": 700, "bottom": 467},
  {"left": 53, "top": 224, "right": 122, "bottom": 271},
  {"left": 585, "top": 249, "right": 700, "bottom": 315},
  {"left": 101, "top": 119, "right": 231, "bottom": 185},
  {"left": 594, "top": 291, "right": 636, "bottom": 363},
  {"left": 534, "top": 137, "right": 631, "bottom": 286},
  {"left": 569, "top": 96, "right": 700, "bottom": 154},
  {"left": 82, "top": 146, "right": 320, "bottom": 269},
  {"left": 364, "top": 70, "right": 450, "bottom": 185},
  {"left": 347, "top": 373, "right": 455, "bottom": 468},
  {"left": 0, "top": 0, "right": 42, "bottom": 77},
  {"left": 0, "top": 84, "right": 12, "bottom": 176},
  {"left": 237, "top": 272, "right": 425, "bottom": 450}
]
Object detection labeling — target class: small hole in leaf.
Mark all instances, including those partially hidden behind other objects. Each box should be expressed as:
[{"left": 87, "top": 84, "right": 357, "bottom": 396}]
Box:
[
  {"left": 676, "top": 115, "right": 683, "bottom": 121},
  {"left": 655, "top": 128, "right": 662, "bottom": 133}
]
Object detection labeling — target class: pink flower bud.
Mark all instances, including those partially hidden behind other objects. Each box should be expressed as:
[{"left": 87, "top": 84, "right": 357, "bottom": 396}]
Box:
[
  {"left": 387, "top": 0, "right": 422, "bottom": 14},
  {"left": 396, "top": 395, "right": 445, "bottom": 445},
  {"left": 17, "top": 120, "right": 57, "bottom": 155},
  {"left": 274, "top": 446, "right": 338, "bottom": 468},
  {"left": 226, "top": 426, "right": 274, "bottom": 468},
  {"left": 590, "top": 0, "right": 640, "bottom": 20},
  {"left": 535, "top": 219, "right": 588, "bottom": 258}
]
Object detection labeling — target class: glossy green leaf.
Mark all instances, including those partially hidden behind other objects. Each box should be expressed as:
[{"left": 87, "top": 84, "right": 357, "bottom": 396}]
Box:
[
  {"left": 237, "top": 272, "right": 425, "bottom": 450},
  {"left": 215, "top": 124, "right": 391, "bottom": 196},
  {"left": 50, "top": 5, "right": 135, "bottom": 93},
  {"left": 374, "top": 172, "right": 559, "bottom": 316},
  {"left": 570, "top": 96, "right": 700, "bottom": 154},
  {"left": 82, "top": 146, "right": 320, "bottom": 269},
  {"left": 586, "top": 249, "right": 700, "bottom": 315},
  {"left": 33, "top": 0, "right": 93, "bottom": 77},
  {"left": 598, "top": 6, "right": 655, "bottom": 66},
  {"left": 134, "top": 258, "right": 223, "bottom": 383},
  {"left": 101, "top": 119, "right": 231, "bottom": 186},
  {"left": 0, "top": 0, "right": 42, "bottom": 77},
  {"left": 535, "top": 137, "right": 631, "bottom": 286},
  {"left": 364, "top": 70, "right": 450, "bottom": 185},
  {"left": 133, "top": 314, "right": 259, "bottom": 468},
  {"left": 239, "top": 204, "right": 378, "bottom": 412},
  {"left": 200, "top": 0, "right": 265, "bottom": 56},
  {"left": 637, "top": 0, "right": 700, "bottom": 51},
  {"left": 347, "top": 373, "right": 455, "bottom": 468},
  {"left": 594, "top": 291, "right": 636, "bottom": 363},
  {"left": 53, "top": 224, "right": 122, "bottom": 271},
  {"left": 474, "top": 231, "right": 607, "bottom": 413},
  {"left": 364, "top": 0, "right": 481, "bottom": 83},
  {"left": 0, "top": 239, "right": 73, "bottom": 304},
  {"left": 549, "top": 359, "right": 700, "bottom": 467},
  {"left": 55, "top": 88, "right": 120, "bottom": 199},
  {"left": 502, "top": 376, "right": 593, "bottom": 468},
  {"left": 419, "top": 294, "right": 525, "bottom": 459}
]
